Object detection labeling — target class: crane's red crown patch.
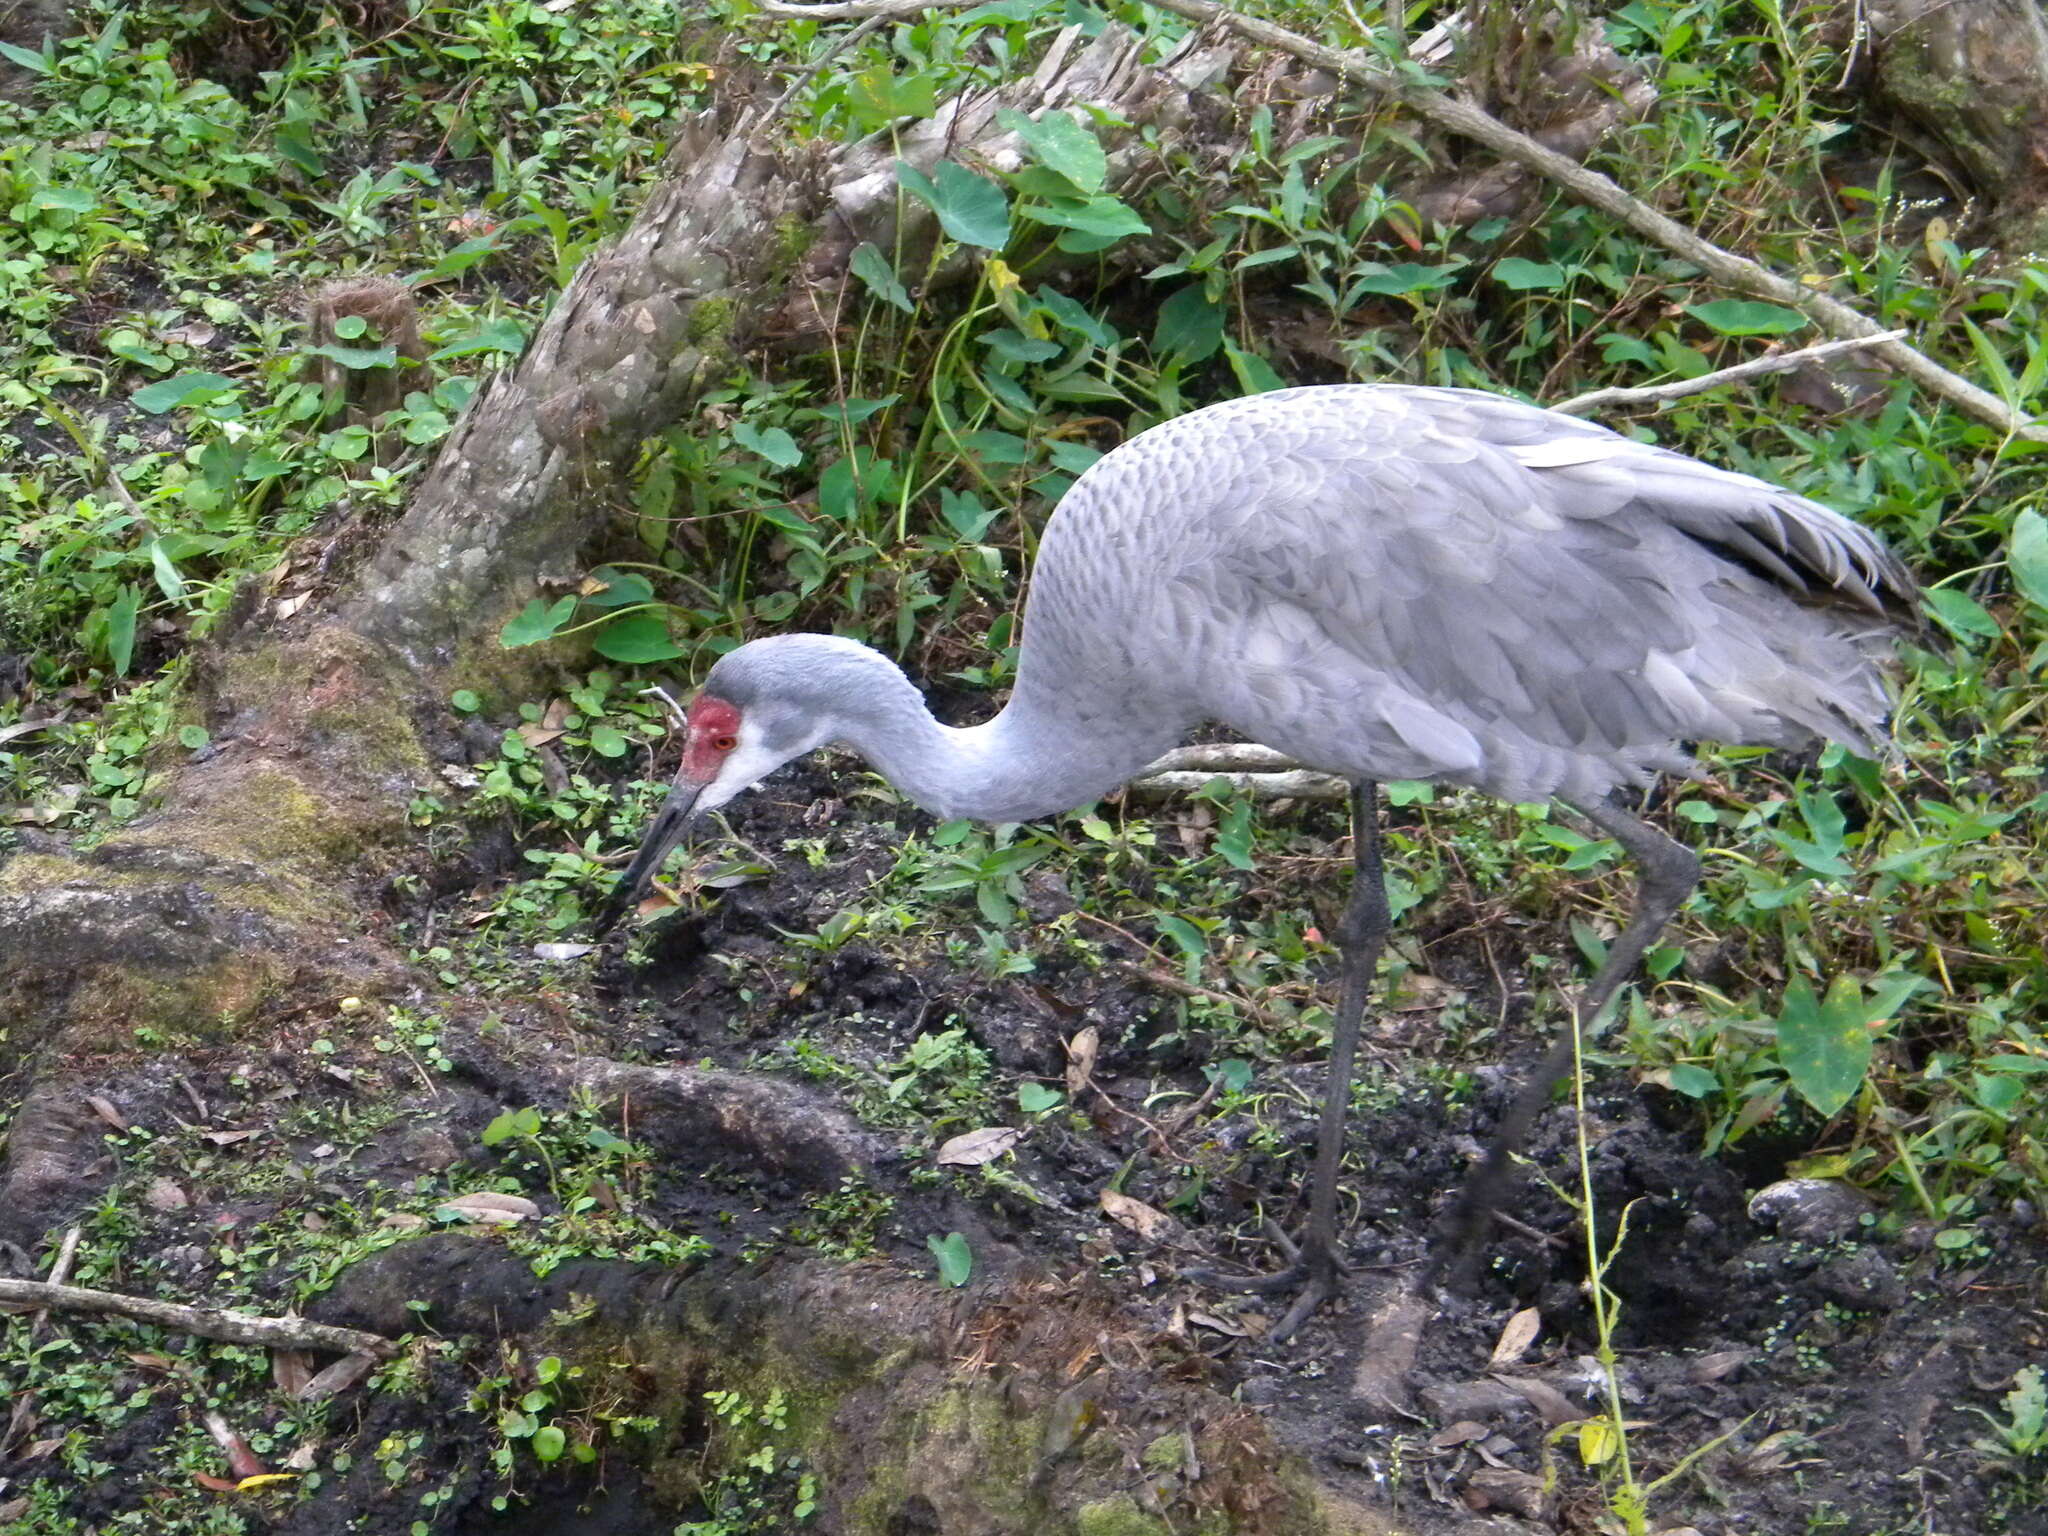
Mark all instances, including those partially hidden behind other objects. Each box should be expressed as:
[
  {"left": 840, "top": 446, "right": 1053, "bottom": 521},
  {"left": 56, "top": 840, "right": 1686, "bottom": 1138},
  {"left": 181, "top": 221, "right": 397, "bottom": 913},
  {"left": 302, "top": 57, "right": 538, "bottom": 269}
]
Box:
[{"left": 681, "top": 695, "right": 742, "bottom": 780}]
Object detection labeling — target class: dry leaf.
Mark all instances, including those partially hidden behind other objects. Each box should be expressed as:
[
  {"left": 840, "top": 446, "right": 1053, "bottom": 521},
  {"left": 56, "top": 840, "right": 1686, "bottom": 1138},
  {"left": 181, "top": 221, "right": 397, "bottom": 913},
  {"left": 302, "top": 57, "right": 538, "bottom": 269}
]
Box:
[
  {"left": 200, "top": 1128, "right": 259, "bottom": 1146},
  {"left": 0, "top": 1498, "right": 28, "bottom": 1521},
  {"left": 533, "top": 942, "right": 596, "bottom": 961},
  {"left": 194, "top": 1472, "right": 241, "bottom": 1493},
  {"left": 1427, "top": 1421, "right": 1490, "bottom": 1450},
  {"left": 0, "top": 719, "right": 59, "bottom": 748},
  {"left": 271, "top": 1350, "right": 313, "bottom": 1397},
  {"left": 380, "top": 1212, "right": 429, "bottom": 1230},
  {"left": 1487, "top": 1306, "right": 1541, "bottom": 1368},
  {"left": 1184, "top": 1308, "right": 1252, "bottom": 1337},
  {"left": 435, "top": 1191, "right": 539, "bottom": 1224},
  {"left": 1064, "top": 1025, "right": 1099, "bottom": 1096},
  {"left": 143, "top": 1177, "right": 189, "bottom": 1211},
  {"left": 275, "top": 591, "right": 311, "bottom": 621},
  {"left": 298, "top": 1351, "right": 379, "bottom": 1403},
  {"left": 1689, "top": 1348, "right": 1753, "bottom": 1383},
  {"left": 1099, "top": 1189, "right": 1177, "bottom": 1242},
  {"left": 516, "top": 723, "right": 566, "bottom": 748},
  {"left": 935, "top": 1127, "right": 1024, "bottom": 1167},
  {"left": 1490, "top": 1373, "right": 1580, "bottom": 1428},
  {"left": 85, "top": 1095, "right": 130, "bottom": 1132}
]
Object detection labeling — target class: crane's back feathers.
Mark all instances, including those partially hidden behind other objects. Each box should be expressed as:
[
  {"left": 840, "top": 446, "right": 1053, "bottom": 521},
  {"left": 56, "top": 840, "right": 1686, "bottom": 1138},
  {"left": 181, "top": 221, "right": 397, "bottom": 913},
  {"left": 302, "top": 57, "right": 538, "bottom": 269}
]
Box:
[{"left": 1018, "top": 385, "right": 1918, "bottom": 805}]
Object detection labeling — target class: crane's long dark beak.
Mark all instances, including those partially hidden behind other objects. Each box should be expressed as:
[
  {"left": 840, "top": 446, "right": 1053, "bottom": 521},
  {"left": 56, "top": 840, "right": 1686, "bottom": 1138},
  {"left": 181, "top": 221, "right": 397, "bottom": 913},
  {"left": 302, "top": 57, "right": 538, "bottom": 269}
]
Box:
[{"left": 593, "top": 777, "right": 707, "bottom": 935}]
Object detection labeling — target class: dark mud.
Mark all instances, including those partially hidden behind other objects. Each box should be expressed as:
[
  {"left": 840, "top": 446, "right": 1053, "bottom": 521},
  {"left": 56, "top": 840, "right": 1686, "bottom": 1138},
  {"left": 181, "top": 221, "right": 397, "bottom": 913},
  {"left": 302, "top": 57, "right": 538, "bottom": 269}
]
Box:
[{"left": 3, "top": 752, "right": 2044, "bottom": 1534}]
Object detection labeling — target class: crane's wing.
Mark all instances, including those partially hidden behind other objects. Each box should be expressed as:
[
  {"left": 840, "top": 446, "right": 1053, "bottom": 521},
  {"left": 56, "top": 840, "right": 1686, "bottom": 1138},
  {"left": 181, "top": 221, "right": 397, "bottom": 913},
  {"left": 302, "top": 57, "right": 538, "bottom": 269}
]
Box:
[{"left": 1130, "top": 386, "right": 1917, "bottom": 803}]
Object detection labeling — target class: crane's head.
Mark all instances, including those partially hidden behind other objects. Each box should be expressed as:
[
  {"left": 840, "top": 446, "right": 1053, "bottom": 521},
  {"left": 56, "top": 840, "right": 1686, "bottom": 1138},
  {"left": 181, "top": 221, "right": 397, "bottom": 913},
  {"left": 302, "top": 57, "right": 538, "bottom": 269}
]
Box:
[{"left": 592, "top": 635, "right": 879, "bottom": 932}]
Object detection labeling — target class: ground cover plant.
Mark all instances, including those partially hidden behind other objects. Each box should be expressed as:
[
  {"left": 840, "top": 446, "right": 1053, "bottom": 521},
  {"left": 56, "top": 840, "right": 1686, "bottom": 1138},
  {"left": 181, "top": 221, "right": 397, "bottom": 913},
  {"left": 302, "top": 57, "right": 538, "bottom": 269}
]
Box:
[{"left": 2, "top": 1, "right": 2046, "bottom": 1532}]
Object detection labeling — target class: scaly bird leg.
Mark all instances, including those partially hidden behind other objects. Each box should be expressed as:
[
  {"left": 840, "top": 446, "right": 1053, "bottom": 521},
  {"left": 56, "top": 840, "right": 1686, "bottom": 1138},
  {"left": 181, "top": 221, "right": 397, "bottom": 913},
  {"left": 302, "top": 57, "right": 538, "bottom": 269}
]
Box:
[
  {"left": 1437, "top": 795, "right": 1701, "bottom": 1290},
  {"left": 1188, "top": 780, "right": 1389, "bottom": 1342}
]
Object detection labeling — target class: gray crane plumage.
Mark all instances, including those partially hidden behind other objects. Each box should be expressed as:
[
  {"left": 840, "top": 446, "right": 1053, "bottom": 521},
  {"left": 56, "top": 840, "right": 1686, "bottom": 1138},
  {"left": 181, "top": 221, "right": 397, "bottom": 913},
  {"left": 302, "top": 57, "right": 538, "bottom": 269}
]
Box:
[{"left": 601, "top": 383, "right": 1918, "bottom": 1333}]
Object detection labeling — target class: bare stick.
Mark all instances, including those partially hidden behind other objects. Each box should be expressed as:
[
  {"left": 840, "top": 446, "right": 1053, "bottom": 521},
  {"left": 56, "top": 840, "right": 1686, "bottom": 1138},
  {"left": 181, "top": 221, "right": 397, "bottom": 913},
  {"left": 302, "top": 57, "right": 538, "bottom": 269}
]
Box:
[
  {"left": 0, "top": 1278, "right": 401, "bottom": 1359},
  {"left": 30, "top": 1226, "right": 82, "bottom": 1341},
  {"left": 751, "top": 14, "right": 885, "bottom": 132},
  {"left": 1132, "top": 0, "right": 2045, "bottom": 442},
  {"left": 1552, "top": 330, "right": 1910, "bottom": 416},
  {"left": 1104, "top": 960, "right": 1298, "bottom": 1034},
  {"left": 1141, "top": 744, "right": 1301, "bottom": 774}
]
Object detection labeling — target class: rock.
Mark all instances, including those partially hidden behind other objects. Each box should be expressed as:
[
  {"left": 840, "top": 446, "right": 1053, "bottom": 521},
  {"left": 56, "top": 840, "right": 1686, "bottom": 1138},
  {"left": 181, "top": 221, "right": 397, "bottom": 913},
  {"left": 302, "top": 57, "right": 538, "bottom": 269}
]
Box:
[
  {"left": 1748, "top": 1178, "right": 1874, "bottom": 1243},
  {"left": 1815, "top": 1249, "right": 1907, "bottom": 1311},
  {"left": 1420, "top": 1379, "right": 1530, "bottom": 1422}
]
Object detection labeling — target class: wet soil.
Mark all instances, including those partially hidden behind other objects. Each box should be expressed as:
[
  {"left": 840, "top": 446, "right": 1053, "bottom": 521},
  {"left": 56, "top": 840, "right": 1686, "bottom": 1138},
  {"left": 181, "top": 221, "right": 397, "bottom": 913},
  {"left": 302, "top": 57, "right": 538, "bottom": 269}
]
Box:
[{"left": 3, "top": 754, "right": 2045, "bottom": 1534}]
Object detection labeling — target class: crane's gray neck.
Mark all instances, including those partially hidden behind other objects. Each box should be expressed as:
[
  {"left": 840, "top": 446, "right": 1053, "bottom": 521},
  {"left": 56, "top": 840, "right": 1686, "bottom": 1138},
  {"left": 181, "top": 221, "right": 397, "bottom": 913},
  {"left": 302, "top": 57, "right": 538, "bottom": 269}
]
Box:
[{"left": 830, "top": 650, "right": 1181, "bottom": 822}]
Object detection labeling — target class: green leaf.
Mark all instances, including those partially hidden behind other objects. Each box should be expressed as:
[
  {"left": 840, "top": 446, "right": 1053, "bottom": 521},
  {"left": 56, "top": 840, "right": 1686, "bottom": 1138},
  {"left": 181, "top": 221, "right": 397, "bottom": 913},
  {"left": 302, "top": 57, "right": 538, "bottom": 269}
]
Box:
[
  {"left": 849, "top": 242, "right": 915, "bottom": 314},
  {"left": 581, "top": 568, "right": 655, "bottom": 609},
  {"left": 33, "top": 185, "right": 95, "bottom": 213},
  {"left": 0, "top": 40, "right": 51, "bottom": 72},
  {"left": 2010, "top": 508, "right": 2048, "bottom": 610},
  {"left": 146, "top": 537, "right": 186, "bottom": 601},
  {"left": 588, "top": 723, "right": 629, "bottom": 758},
  {"left": 178, "top": 725, "right": 210, "bottom": 751},
  {"left": 105, "top": 584, "right": 140, "bottom": 675},
  {"left": 1223, "top": 340, "right": 1287, "bottom": 394},
  {"left": 427, "top": 317, "right": 528, "bottom": 361},
  {"left": 1153, "top": 285, "right": 1223, "bottom": 363},
  {"left": 896, "top": 159, "right": 1011, "bottom": 250},
  {"left": 997, "top": 106, "right": 1107, "bottom": 193},
  {"left": 1922, "top": 586, "right": 2001, "bottom": 640},
  {"left": 1017, "top": 1082, "right": 1064, "bottom": 1114},
  {"left": 531, "top": 1425, "right": 566, "bottom": 1462},
  {"left": 500, "top": 596, "right": 577, "bottom": 648},
  {"left": 450, "top": 689, "right": 482, "bottom": 714},
  {"left": 1662, "top": 1063, "right": 1719, "bottom": 1098},
  {"left": 592, "top": 614, "right": 683, "bottom": 664},
  {"left": 1155, "top": 914, "right": 1205, "bottom": 963},
  {"left": 1774, "top": 975, "right": 1870, "bottom": 1118},
  {"left": 928, "top": 1231, "right": 973, "bottom": 1287},
  {"left": 131, "top": 372, "right": 238, "bottom": 413},
  {"left": 1019, "top": 195, "right": 1149, "bottom": 239},
  {"left": 733, "top": 422, "right": 802, "bottom": 468},
  {"left": 1686, "top": 299, "right": 1809, "bottom": 336},
  {"left": 1350, "top": 261, "right": 1467, "bottom": 295},
  {"left": 1493, "top": 257, "right": 1566, "bottom": 290}
]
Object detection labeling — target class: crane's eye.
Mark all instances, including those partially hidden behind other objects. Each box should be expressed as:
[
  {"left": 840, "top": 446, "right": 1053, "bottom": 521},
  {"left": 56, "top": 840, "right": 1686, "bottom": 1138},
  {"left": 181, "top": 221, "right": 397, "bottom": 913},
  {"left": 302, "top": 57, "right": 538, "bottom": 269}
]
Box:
[{"left": 712, "top": 734, "right": 737, "bottom": 752}]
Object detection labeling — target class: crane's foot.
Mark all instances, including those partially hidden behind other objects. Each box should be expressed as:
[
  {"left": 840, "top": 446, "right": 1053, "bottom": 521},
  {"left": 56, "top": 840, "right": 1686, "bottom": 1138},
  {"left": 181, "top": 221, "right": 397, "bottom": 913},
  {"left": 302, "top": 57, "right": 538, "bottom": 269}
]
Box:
[{"left": 1184, "top": 1223, "right": 1346, "bottom": 1343}]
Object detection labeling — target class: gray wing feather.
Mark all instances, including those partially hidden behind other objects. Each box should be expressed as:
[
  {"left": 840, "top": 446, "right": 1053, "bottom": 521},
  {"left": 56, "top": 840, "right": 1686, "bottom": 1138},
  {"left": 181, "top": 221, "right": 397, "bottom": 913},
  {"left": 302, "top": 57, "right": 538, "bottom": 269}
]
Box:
[{"left": 1040, "top": 385, "right": 1918, "bottom": 802}]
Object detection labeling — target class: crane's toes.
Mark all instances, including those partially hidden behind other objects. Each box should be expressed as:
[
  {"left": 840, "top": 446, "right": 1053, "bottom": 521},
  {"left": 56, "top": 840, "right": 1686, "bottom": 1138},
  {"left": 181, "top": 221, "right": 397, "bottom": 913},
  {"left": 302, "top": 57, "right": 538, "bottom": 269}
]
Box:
[
  {"left": 1180, "top": 1260, "right": 1310, "bottom": 1298},
  {"left": 1183, "top": 1231, "right": 1345, "bottom": 1341}
]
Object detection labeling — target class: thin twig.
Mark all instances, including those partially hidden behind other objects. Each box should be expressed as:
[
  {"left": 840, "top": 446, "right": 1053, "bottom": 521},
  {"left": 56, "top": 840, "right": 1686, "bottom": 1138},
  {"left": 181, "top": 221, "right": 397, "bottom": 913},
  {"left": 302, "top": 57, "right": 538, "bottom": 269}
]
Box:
[
  {"left": 1105, "top": 960, "right": 1297, "bottom": 1035},
  {"left": 0, "top": 1278, "right": 402, "bottom": 1358},
  {"left": 751, "top": 15, "right": 886, "bottom": 133},
  {"left": 1552, "top": 330, "right": 1910, "bottom": 416},
  {"left": 29, "top": 1226, "right": 82, "bottom": 1341},
  {"left": 1131, "top": 0, "right": 2045, "bottom": 442}
]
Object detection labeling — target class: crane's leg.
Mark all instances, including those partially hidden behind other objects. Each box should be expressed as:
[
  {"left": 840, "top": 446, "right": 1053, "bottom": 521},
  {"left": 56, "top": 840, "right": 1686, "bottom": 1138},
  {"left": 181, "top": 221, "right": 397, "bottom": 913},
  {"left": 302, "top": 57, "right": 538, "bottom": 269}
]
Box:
[
  {"left": 1188, "top": 779, "right": 1389, "bottom": 1342},
  {"left": 1436, "top": 795, "right": 1700, "bottom": 1289}
]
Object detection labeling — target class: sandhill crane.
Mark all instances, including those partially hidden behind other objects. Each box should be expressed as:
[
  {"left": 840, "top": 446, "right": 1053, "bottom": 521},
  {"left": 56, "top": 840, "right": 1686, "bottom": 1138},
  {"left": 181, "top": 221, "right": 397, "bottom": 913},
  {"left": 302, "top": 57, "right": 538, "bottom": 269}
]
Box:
[{"left": 596, "top": 384, "right": 1918, "bottom": 1338}]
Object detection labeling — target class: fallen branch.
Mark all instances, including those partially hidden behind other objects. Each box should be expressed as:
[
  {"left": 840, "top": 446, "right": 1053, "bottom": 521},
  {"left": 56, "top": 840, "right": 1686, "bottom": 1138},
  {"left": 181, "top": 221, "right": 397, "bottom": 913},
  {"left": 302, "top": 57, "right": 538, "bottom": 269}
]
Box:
[
  {"left": 1552, "top": 330, "right": 1910, "bottom": 416},
  {"left": 1140, "top": 743, "right": 1300, "bottom": 775},
  {"left": 0, "top": 1278, "right": 401, "bottom": 1359}
]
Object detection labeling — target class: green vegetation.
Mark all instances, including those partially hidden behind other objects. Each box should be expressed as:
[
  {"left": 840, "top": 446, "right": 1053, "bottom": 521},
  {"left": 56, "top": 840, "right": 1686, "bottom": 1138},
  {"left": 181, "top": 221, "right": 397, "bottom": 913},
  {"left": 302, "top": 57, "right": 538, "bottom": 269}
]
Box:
[{"left": 4, "top": 0, "right": 2048, "bottom": 1531}]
